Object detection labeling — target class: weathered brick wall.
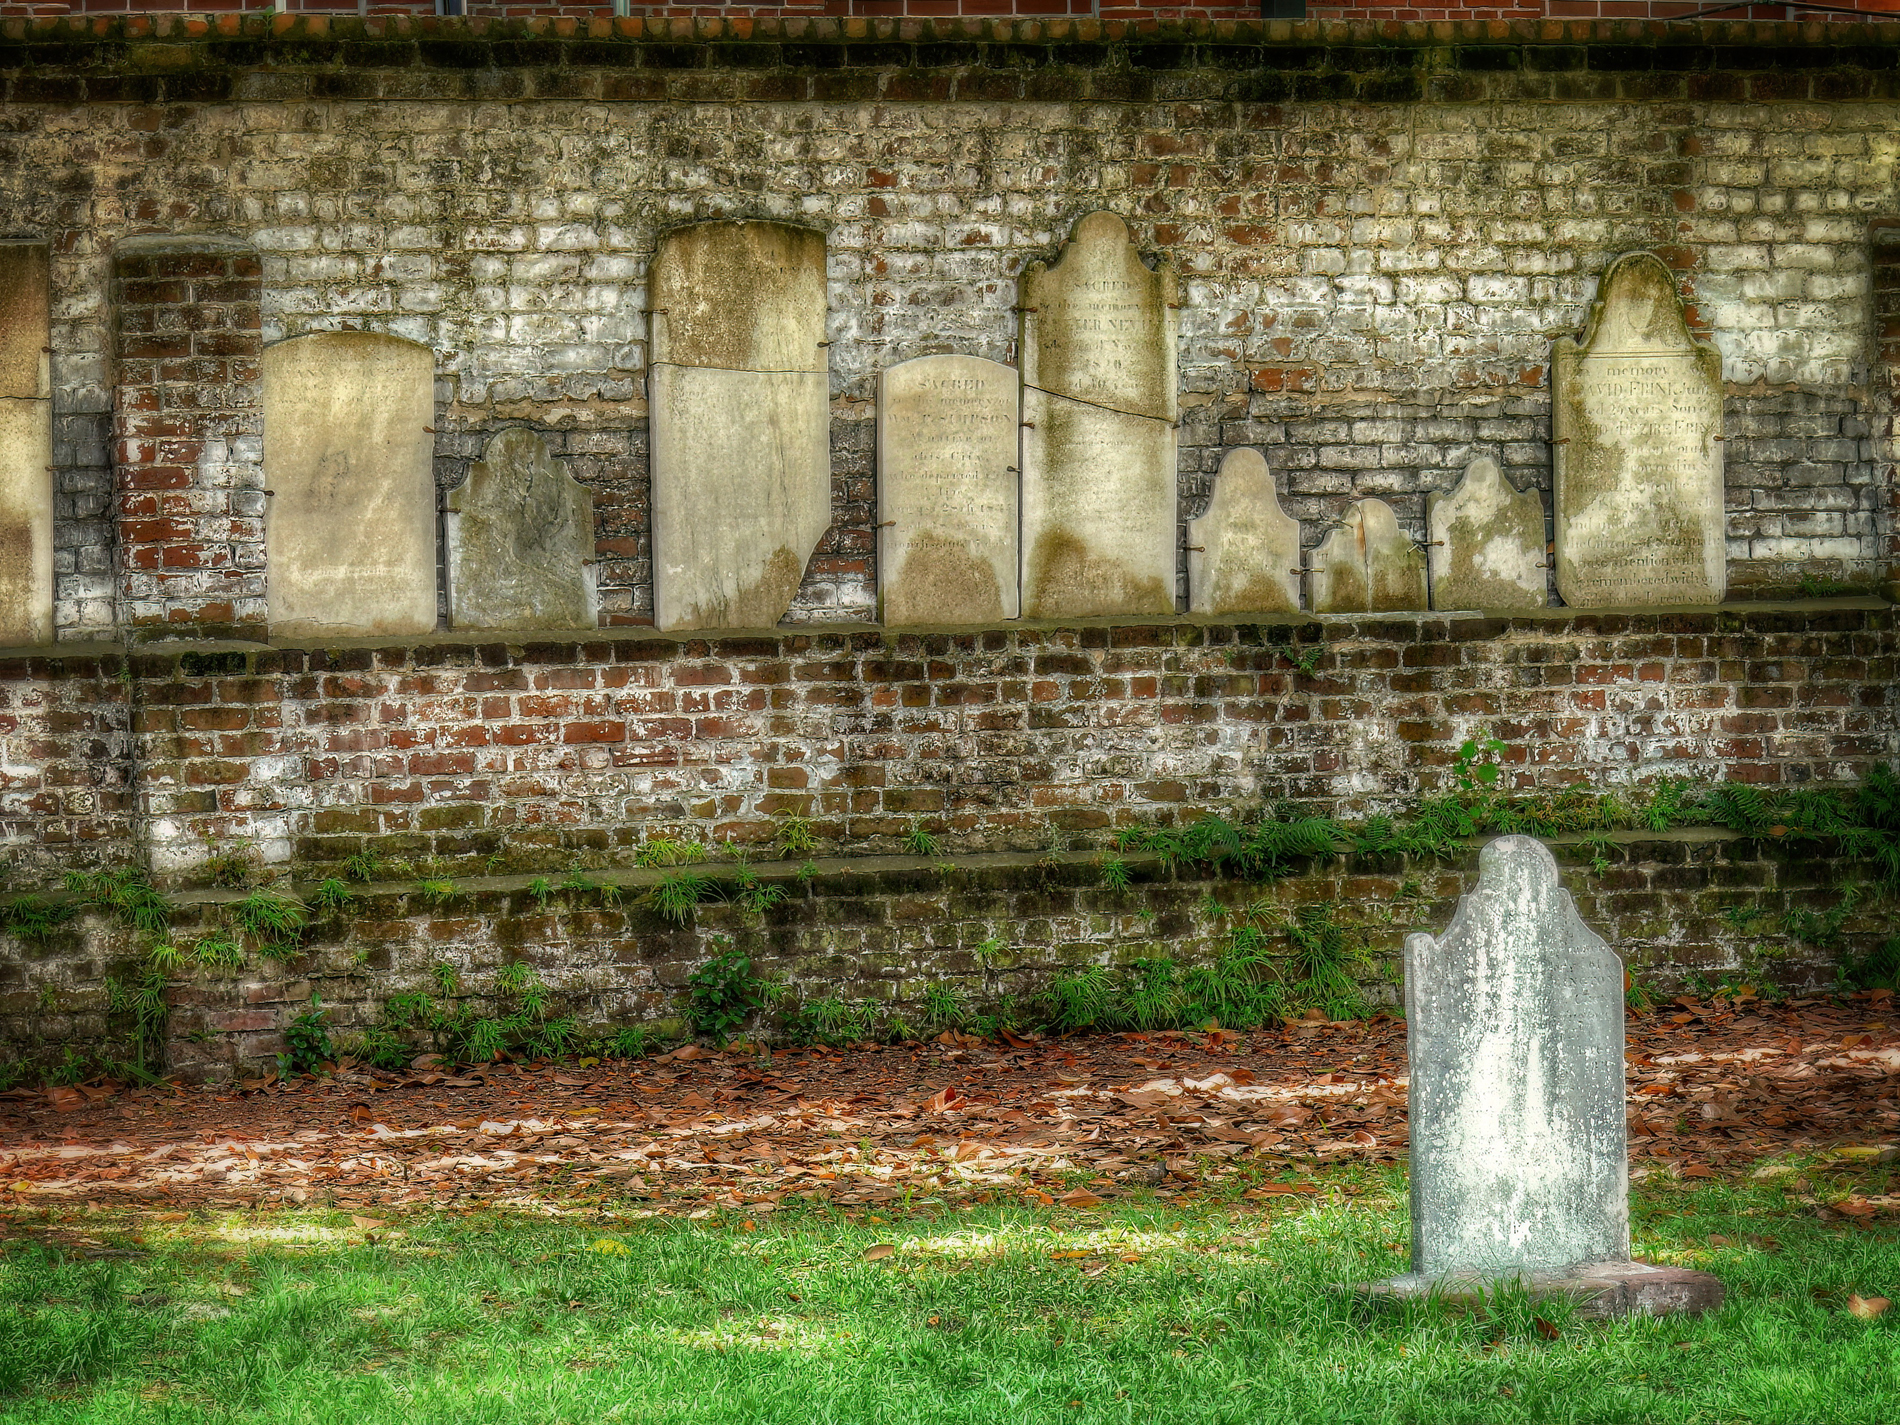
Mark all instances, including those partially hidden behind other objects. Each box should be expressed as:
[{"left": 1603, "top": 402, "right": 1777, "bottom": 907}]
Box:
[
  {"left": 0, "top": 604, "right": 1885, "bottom": 883},
  {"left": 4, "top": 19, "right": 1899, "bottom": 636},
  {"left": 111, "top": 238, "right": 265, "bottom": 637},
  {"left": 0, "top": 833, "right": 1879, "bottom": 1078}
]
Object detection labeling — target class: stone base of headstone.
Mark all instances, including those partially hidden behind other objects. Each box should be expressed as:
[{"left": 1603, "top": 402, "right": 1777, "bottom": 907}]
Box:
[{"left": 1351, "top": 1261, "right": 1724, "bottom": 1320}]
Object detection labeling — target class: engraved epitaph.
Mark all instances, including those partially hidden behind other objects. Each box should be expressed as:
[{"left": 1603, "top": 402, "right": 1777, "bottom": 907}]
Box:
[
  {"left": 1403, "top": 836, "right": 1629, "bottom": 1275},
  {"left": 0, "top": 242, "right": 52, "bottom": 644},
  {"left": 1427, "top": 457, "right": 1547, "bottom": 610},
  {"left": 1553, "top": 253, "right": 1725, "bottom": 607},
  {"left": 1306, "top": 498, "right": 1426, "bottom": 614},
  {"left": 263, "top": 331, "right": 438, "bottom": 638},
  {"left": 877, "top": 355, "right": 1019, "bottom": 626},
  {"left": 1019, "top": 212, "right": 1178, "bottom": 619},
  {"left": 649, "top": 221, "right": 831, "bottom": 632},
  {"left": 446, "top": 428, "right": 596, "bottom": 631},
  {"left": 1186, "top": 449, "right": 1301, "bottom": 615}
]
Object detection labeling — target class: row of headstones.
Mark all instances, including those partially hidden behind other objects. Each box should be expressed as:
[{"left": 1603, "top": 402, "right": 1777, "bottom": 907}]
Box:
[{"left": 0, "top": 216, "right": 1726, "bottom": 641}]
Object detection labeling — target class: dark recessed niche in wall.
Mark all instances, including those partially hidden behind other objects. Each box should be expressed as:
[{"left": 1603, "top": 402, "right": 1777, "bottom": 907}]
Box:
[{"left": 1261, "top": 0, "right": 1308, "bottom": 16}]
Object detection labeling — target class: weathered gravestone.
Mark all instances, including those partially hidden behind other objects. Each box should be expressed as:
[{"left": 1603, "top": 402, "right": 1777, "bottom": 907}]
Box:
[
  {"left": 1427, "top": 457, "right": 1547, "bottom": 611},
  {"left": 649, "top": 220, "right": 831, "bottom": 632},
  {"left": 1553, "top": 253, "right": 1726, "bottom": 608},
  {"left": 0, "top": 241, "right": 53, "bottom": 644},
  {"left": 1364, "top": 835, "right": 1724, "bottom": 1317},
  {"left": 1306, "top": 498, "right": 1427, "bottom": 614},
  {"left": 877, "top": 354, "right": 1019, "bottom": 626},
  {"left": 1186, "top": 449, "right": 1301, "bottom": 616},
  {"left": 1019, "top": 211, "right": 1178, "bottom": 620},
  {"left": 262, "top": 331, "right": 438, "bottom": 638},
  {"left": 446, "top": 428, "right": 596, "bottom": 631}
]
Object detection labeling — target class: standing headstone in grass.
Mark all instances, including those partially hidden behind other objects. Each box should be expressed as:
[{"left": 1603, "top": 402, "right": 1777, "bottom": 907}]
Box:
[{"left": 1360, "top": 835, "right": 1724, "bottom": 1318}]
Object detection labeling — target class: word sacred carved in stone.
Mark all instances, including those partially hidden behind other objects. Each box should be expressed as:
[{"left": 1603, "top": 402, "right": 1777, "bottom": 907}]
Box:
[
  {"left": 1186, "top": 448, "right": 1302, "bottom": 616},
  {"left": 648, "top": 220, "right": 831, "bottom": 633},
  {"left": 446, "top": 427, "right": 597, "bottom": 632},
  {"left": 262, "top": 330, "right": 438, "bottom": 639},
  {"left": 0, "top": 241, "right": 53, "bottom": 646},
  {"left": 1553, "top": 252, "right": 1726, "bottom": 609},
  {"left": 1019, "top": 211, "right": 1179, "bottom": 620},
  {"left": 877, "top": 354, "right": 1020, "bottom": 627}
]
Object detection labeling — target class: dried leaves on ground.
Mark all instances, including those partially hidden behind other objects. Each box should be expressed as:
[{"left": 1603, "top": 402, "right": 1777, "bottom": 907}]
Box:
[{"left": 3, "top": 992, "right": 1897, "bottom": 1218}]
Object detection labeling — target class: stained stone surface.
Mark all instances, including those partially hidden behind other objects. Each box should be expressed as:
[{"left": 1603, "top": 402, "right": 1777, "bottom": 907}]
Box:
[
  {"left": 262, "top": 331, "right": 438, "bottom": 638},
  {"left": 0, "top": 242, "right": 52, "bottom": 645},
  {"left": 1427, "top": 457, "right": 1547, "bottom": 610},
  {"left": 446, "top": 427, "right": 596, "bottom": 631},
  {"left": 1553, "top": 252, "right": 1726, "bottom": 607},
  {"left": 1186, "top": 449, "right": 1301, "bottom": 615},
  {"left": 649, "top": 220, "right": 831, "bottom": 632},
  {"left": 877, "top": 354, "right": 1019, "bottom": 627},
  {"left": 1306, "top": 498, "right": 1427, "bottom": 613},
  {"left": 1404, "top": 836, "right": 1629, "bottom": 1276},
  {"left": 1019, "top": 211, "right": 1178, "bottom": 620},
  {"left": 1358, "top": 1262, "right": 1725, "bottom": 1320}
]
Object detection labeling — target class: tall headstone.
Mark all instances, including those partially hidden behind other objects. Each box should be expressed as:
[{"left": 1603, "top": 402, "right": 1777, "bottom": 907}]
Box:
[
  {"left": 1427, "top": 457, "right": 1547, "bottom": 611},
  {"left": 1306, "top": 498, "right": 1426, "bottom": 614},
  {"left": 648, "top": 221, "right": 831, "bottom": 632},
  {"left": 0, "top": 242, "right": 53, "bottom": 645},
  {"left": 1186, "top": 449, "right": 1301, "bottom": 615},
  {"left": 1553, "top": 253, "right": 1725, "bottom": 608},
  {"left": 1019, "top": 212, "right": 1178, "bottom": 620},
  {"left": 1371, "top": 835, "right": 1724, "bottom": 1317},
  {"left": 262, "top": 331, "right": 438, "bottom": 638},
  {"left": 446, "top": 428, "right": 596, "bottom": 631},
  {"left": 877, "top": 354, "right": 1019, "bottom": 627}
]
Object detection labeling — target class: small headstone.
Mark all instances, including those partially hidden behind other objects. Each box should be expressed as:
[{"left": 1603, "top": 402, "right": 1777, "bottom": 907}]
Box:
[
  {"left": 1186, "top": 449, "right": 1301, "bottom": 615},
  {"left": 1427, "top": 457, "right": 1547, "bottom": 610},
  {"left": 1305, "top": 498, "right": 1426, "bottom": 614},
  {"left": 649, "top": 220, "right": 831, "bottom": 632},
  {"left": 877, "top": 354, "right": 1019, "bottom": 627},
  {"left": 1553, "top": 253, "right": 1726, "bottom": 607},
  {"left": 263, "top": 331, "right": 438, "bottom": 638},
  {"left": 0, "top": 242, "right": 54, "bottom": 645},
  {"left": 1358, "top": 835, "right": 1724, "bottom": 1318},
  {"left": 1019, "top": 211, "right": 1178, "bottom": 620},
  {"left": 446, "top": 428, "right": 596, "bottom": 631}
]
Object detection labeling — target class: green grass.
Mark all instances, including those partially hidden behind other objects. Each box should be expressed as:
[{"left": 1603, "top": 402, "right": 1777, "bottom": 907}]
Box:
[{"left": 2, "top": 1169, "right": 1897, "bottom": 1423}]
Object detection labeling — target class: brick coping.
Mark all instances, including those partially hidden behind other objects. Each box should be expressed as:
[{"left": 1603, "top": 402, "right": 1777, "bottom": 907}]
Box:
[
  {"left": 4, "top": 14, "right": 1900, "bottom": 54},
  {"left": 0, "top": 597, "right": 1886, "bottom": 664}
]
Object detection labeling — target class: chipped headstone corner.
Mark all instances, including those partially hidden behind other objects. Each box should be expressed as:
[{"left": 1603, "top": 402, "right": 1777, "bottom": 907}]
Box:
[{"left": 1346, "top": 833, "right": 1722, "bottom": 1320}]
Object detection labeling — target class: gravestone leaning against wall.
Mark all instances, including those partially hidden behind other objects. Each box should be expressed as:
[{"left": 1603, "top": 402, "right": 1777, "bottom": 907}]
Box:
[
  {"left": 1306, "top": 498, "right": 1427, "bottom": 614},
  {"left": 446, "top": 428, "right": 596, "bottom": 631},
  {"left": 1019, "top": 211, "right": 1178, "bottom": 620},
  {"left": 1427, "top": 457, "right": 1548, "bottom": 611},
  {"left": 1553, "top": 253, "right": 1726, "bottom": 608},
  {"left": 0, "top": 242, "right": 52, "bottom": 646},
  {"left": 1186, "top": 449, "right": 1302, "bottom": 616},
  {"left": 262, "top": 331, "right": 438, "bottom": 639},
  {"left": 877, "top": 354, "right": 1020, "bottom": 627},
  {"left": 648, "top": 220, "right": 831, "bottom": 633}
]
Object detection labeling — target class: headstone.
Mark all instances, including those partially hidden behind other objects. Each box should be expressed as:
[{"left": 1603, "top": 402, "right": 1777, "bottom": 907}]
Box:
[
  {"left": 1019, "top": 211, "right": 1178, "bottom": 620},
  {"left": 1186, "top": 450, "right": 1301, "bottom": 616},
  {"left": 877, "top": 354, "right": 1019, "bottom": 627},
  {"left": 446, "top": 428, "right": 596, "bottom": 631},
  {"left": 1427, "top": 457, "right": 1548, "bottom": 610},
  {"left": 262, "top": 331, "right": 438, "bottom": 638},
  {"left": 648, "top": 220, "right": 831, "bottom": 632},
  {"left": 1553, "top": 253, "right": 1726, "bottom": 607},
  {"left": 1362, "top": 835, "right": 1725, "bottom": 1318},
  {"left": 0, "top": 242, "right": 53, "bottom": 645},
  {"left": 1305, "top": 498, "right": 1426, "bottom": 614}
]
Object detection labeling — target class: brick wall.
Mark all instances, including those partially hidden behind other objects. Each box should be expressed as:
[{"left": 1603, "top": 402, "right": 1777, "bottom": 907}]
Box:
[
  {"left": 0, "top": 832, "right": 1880, "bottom": 1077},
  {"left": 0, "top": 604, "right": 1885, "bottom": 884},
  {"left": 4, "top": 19, "right": 1898, "bottom": 638},
  {"left": 111, "top": 238, "right": 265, "bottom": 637}
]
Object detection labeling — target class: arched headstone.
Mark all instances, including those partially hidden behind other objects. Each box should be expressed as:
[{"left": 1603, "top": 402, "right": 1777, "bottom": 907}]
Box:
[
  {"left": 1306, "top": 498, "right": 1426, "bottom": 614},
  {"left": 446, "top": 428, "right": 596, "bottom": 631},
  {"left": 1186, "top": 449, "right": 1301, "bottom": 616},
  {"left": 1427, "top": 457, "right": 1547, "bottom": 610}
]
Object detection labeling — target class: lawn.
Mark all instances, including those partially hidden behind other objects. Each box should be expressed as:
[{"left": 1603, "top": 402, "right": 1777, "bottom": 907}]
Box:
[{"left": 4, "top": 1163, "right": 1898, "bottom": 1424}]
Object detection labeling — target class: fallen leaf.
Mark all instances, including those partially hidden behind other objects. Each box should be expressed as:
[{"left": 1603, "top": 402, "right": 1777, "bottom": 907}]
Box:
[
  {"left": 588, "top": 1239, "right": 632, "bottom": 1256},
  {"left": 1533, "top": 1316, "right": 1560, "bottom": 1341},
  {"left": 923, "top": 1087, "right": 964, "bottom": 1114},
  {"left": 1848, "top": 1294, "right": 1891, "bottom": 1320},
  {"left": 860, "top": 1243, "right": 895, "bottom": 1262},
  {"left": 1058, "top": 1189, "right": 1107, "bottom": 1208},
  {"left": 351, "top": 1215, "right": 387, "bottom": 1230}
]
